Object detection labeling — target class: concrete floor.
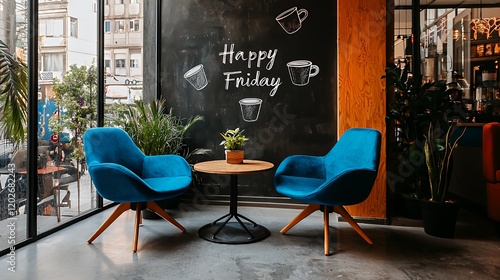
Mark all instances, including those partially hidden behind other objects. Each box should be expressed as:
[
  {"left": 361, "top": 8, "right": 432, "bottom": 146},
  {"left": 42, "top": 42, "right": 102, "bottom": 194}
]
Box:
[{"left": 1, "top": 204, "right": 499, "bottom": 280}]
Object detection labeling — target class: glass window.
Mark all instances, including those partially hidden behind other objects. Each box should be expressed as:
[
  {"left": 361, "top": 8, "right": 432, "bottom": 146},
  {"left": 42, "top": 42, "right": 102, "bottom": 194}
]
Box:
[
  {"left": 104, "top": 20, "right": 111, "bottom": 33},
  {"left": 115, "top": 20, "right": 125, "bottom": 32},
  {"left": 129, "top": 19, "right": 139, "bottom": 32},
  {"left": 130, "top": 59, "right": 139, "bottom": 68},
  {"left": 39, "top": 18, "right": 64, "bottom": 37},
  {"left": 69, "top": 17, "right": 78, "bottom": 37},
  {"left": 115, "top": 59, "right": 126, "bottom": 68},
  {"left": 130, "top": 0, "right": 139, "bottom": 3},
  {"left": 116, "top": 0, "right": 124, "bottom": 4},
  {"left": 104, "top": 59, "right": 111, "bottom": 68},
  {"left": 42, "top": 53, "right": 64, "bottom": 71}
]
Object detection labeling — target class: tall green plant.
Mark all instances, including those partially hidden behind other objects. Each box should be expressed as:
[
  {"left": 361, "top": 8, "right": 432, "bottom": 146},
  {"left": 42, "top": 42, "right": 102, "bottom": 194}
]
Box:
[
  {"left": 49, "top": 64, "right": 97, "bottom": 160},
  {"left": 112, "top": 99, "right": 210, "bottom": 159},
  {"left": 0, "top": 39, "right": 28, "bottom": 145},
  {"left": 424, "top": 122, "right": 466, "bottom": 203}
]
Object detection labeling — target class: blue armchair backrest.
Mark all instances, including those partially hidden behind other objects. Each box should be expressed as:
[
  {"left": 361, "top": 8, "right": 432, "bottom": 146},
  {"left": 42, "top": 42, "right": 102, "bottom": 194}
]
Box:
[
  {"left": 84, "top": 127, "right": 145, "bottom": 177},
  {"left": 324, "top": 128, "right": 381, "bottom": 180}
]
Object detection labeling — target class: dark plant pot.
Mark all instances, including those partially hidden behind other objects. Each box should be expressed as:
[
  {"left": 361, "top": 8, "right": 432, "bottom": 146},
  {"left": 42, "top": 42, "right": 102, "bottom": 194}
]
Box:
[
  {"left": 420, "top": 199, "right": 460, "bottom": 238},
  {"left": 395, "top": 192, "right": 422, "bottom": 220}
]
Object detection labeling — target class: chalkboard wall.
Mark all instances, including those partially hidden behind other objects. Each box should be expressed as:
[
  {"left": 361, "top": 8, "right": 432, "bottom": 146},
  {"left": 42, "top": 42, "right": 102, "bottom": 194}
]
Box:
[{"left": 160, "top": 0, "right": 338, "bottom": 197}]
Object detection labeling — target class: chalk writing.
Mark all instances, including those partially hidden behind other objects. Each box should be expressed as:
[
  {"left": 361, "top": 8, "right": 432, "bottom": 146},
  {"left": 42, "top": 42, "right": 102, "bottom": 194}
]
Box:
[{"left": 219, "top": 44, "right": 282, "bottom": 96}]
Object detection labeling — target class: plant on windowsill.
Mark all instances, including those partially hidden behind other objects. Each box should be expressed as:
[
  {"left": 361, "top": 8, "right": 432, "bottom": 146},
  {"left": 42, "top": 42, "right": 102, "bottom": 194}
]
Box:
[
  {"left": 220, "top": 127, "right": 248, "bottom": 164},
  {"left": 421, "top": 121, "right": 466, "bottom": 238}
]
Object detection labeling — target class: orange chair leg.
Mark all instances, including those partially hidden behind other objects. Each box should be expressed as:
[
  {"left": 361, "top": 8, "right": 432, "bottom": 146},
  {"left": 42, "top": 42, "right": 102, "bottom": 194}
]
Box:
[
  {"left": 146, "top": 201, "right": 186, "bottom": 232},
  {"left": 324, "top": 210, "right": 332, "bottom": 256},
  {"left": 88, "top": 203, "right": 131, "bottom": 244},
  {"left": 280, "top": 204, "right": 320, "bottom": 234},
  {"left": 133, "top": 204, "right": 142, "bottom": 252},
  {"left": 334, "top": 206, "right": 373, "bottom": 244}
]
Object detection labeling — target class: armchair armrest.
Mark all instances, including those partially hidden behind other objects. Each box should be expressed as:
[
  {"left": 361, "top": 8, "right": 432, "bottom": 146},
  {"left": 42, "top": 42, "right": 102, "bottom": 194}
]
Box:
[
  {"left": 275, "top": 155, "right": 325, "bottom": 179},
  {"left": 142, "top": 155, "right": 192, "bottom": 179}
]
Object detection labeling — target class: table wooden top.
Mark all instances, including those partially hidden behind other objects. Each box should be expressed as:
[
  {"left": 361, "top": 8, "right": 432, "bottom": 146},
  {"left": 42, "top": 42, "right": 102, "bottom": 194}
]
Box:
[
  {"left": 18, "top": 166, "right": 65, "bottom": 175},
  {"left": 193, "top": 160, "right": 274, "bottom": 175}
]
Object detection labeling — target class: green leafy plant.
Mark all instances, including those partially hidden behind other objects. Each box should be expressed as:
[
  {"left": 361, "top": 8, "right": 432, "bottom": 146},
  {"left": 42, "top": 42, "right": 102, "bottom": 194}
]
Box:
[
  {"left": 0, "top": 39, "right": 28, "bottom": 146},
  {"left": 220, "top": 128, "right": 248, "bottom": 150},
  {"left": 384, "top": 66, "right": 462, "bottom": 199},
  {"left": 424, "top": 122, "right": 466, "bottom": 203},
  {"left": 49, "top": 64, "right": 97, "bottom": 161},
  {"left": 110, "top": 99, "right": 210, "bottom": 160}
]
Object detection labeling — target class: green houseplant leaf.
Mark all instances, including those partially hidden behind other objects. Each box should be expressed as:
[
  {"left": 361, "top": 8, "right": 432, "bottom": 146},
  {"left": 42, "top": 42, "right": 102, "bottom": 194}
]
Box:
[
  {"left": 110, "top": 99, "right": 210, "bottom": 160},
  {"left": 424, "top": 122, "right": 466, "bottom": 203},
  {"left": 220, "top": 127, "right": 249, "bottom": 150},
  {"left": 0, "top": 39, "right": 28, "bottom": 146}
]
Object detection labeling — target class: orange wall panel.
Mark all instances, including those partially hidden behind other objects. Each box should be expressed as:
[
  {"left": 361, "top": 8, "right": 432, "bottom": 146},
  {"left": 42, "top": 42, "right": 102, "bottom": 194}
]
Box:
[{"left": 338, "top": 0, "right": 387, "bottom": 218}]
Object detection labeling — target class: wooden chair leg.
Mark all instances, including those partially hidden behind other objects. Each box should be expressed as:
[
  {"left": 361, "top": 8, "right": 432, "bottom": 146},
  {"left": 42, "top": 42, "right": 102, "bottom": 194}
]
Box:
[
  {"left": 324, "top": 210, "right": 332, "bottom": 256},
  {"left": 281, "top": 204, "right": 321, "bottom": 234},
  {"left": 146, "top": 201, "right": 186, "bottom": 232},
  {"left": 88, "top": 203, "right": 131, "bottom": 243},
  {"left": 334, "top": 206, "right": 373, "bottom": 244},
  {"left": 133, "top": 205, "right": 142, "bottom": 252}
]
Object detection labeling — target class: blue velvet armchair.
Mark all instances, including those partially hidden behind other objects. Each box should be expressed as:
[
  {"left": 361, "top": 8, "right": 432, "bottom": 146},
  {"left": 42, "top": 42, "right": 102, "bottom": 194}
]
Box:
[
  {"left": 83, "top": 127, "right": 192, "bottom": 252},
  {"left": 274, "top": 128, "right": 381, "bottom": 255}
]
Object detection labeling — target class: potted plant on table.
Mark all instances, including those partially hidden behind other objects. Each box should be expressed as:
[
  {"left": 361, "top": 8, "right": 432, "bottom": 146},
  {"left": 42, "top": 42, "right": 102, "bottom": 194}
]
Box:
[
  {"left": 420, "top": 121, "right": 466, "bottom": 238},
  {"left": 220, "top": 127, "right": 248, "bottom": 164}
]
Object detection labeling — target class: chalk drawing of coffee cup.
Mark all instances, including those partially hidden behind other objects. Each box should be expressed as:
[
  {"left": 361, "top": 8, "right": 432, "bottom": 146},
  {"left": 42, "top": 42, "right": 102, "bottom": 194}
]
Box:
[
  {"left": 287, "top": 60, "right": 320, "bottom": 86},
  {"left": 239, "top": 98, "right": 262, "bottom": 122},
  {"left": 184, "top": 64, "right": 208, "bottom": 90},
  {"left": 276, "top": 7, "right": 308, "bottom": 34}
]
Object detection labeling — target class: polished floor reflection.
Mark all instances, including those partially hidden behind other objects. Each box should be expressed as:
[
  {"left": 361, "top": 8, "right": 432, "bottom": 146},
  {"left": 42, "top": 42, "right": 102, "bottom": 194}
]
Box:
[{"left": 1, "top": 204, "right": 499, "bottom": 280}]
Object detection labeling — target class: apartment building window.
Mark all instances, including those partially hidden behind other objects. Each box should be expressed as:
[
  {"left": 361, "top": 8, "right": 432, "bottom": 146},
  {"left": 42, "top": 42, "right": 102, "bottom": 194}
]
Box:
[
  {"left": 104, "top": 20, "right": 111, "bottom": 33},
  {"left": 69, "top": 17, "right": 78, "bottom": 37},
  {"left": 116, "top": 0, "right": 124, "bottom": 4},
  {"left": 115, "top": 59, "right": 126, "bottom": 68},
  {"left": 130, "top": 0, "right": 139, "bottom": 3},
  {"left": 105, "top": 0, "right": 109, "bottom": 5},
  {"left": 129, "top": 19, "right": 139, "bottom": 32},
  {"left": 42, "top": 53, "right": 64, "bottom": 72},
  {"left": 130, "top": 59, "right": 139, "bottom": 68},
  {"left": 39, "top": 18, "right": 64, "bottom": 37},
  {"left": 104, "top": 60, "right": 111, "bottom": 68},
  {"left": 115, "top": 20, "right": 125, "bottom": 32}
]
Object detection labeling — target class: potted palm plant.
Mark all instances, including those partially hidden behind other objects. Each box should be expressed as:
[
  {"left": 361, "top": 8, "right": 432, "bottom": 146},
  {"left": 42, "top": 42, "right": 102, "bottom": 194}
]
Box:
[
  {"left": 220, "top": 127, "right": 248, "bottom": 164},
  {"left": 420, "top": 122, "right": 466, "bottom": 238}
]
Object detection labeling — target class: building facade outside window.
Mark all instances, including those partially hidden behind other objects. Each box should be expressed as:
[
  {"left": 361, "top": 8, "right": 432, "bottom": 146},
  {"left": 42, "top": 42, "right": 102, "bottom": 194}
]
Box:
[
  {"left": 104, "top": 20, "right": 110, "bottom": 33},
  {"left": 129, "top": 19, "right": 139, "bottom": 32},
  {"left": 69, "top": 17, "right": 78, "bottom": 37},
  {"left": 115, "top": 20, "right": 125, "bottom": 32},
  {"left": 39, "top": 18, "right": 64, "bottom": 37},
  {"left": 42, "top": 53, "right": 64, "bottom": 72}
]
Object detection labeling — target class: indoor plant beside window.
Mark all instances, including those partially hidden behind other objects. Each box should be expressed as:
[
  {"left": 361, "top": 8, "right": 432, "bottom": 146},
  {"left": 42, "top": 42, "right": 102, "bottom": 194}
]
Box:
[{"left": 421, "top": 122, "right": 466, "bottom": 238}]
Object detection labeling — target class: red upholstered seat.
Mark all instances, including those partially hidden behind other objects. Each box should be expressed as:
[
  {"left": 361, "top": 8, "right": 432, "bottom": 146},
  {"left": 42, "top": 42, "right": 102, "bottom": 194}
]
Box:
[{"left": 483, "top": 122, "right": 500, "bottom": 222}]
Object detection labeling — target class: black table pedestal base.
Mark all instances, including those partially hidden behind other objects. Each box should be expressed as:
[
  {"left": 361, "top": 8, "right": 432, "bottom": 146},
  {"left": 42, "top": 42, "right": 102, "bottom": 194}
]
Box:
[
  {"left": 198, "top": 216, "right": 270, "bottom": 244},
  {"left": 197, "top": 173, "right": 271, "bottom": 244}
]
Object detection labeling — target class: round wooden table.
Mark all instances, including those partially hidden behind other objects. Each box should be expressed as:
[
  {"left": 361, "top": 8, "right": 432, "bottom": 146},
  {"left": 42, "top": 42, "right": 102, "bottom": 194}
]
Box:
[{"left": 193, "top": 160, "right": 274, "bottom": 244}]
